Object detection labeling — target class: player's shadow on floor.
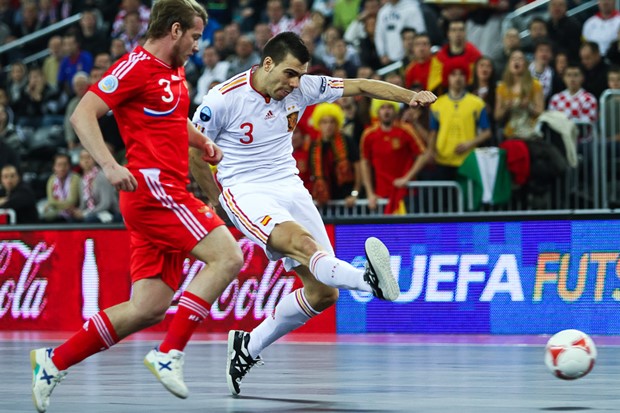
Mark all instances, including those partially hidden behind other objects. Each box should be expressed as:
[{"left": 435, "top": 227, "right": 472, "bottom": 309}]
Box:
[
  {"left": 233, "top": 395, "right": 386, "bottom": 412},
  {"left": 540, "top": 408, "right": 593, "bottom": 411}
]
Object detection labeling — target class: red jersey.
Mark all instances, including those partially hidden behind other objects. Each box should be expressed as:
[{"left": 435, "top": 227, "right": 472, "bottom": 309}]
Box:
[
  {"left": 360, "top": 122, "right": 425, "bottom": 198},
  {"left": 90, "top": 46, "right": 191, "bottom": 186}
]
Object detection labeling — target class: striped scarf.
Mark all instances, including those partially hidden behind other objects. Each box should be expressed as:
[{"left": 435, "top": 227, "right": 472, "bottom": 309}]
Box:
[
  {"left": 309, "top": 133, "right": 354, "bottom": 204},
  {"left": 82, "top": 166, "right": 99, "bottom": 211}
]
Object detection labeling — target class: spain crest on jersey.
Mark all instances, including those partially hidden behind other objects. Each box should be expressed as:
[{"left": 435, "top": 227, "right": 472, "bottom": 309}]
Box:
[{"left": 287, "top": 112, "right": 299, "bottom": 132}]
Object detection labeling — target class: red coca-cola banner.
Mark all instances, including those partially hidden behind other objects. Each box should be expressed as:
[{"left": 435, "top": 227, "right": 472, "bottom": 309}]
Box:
[{"left": 0, "top": 227, "right": 336, "bottom": 333}]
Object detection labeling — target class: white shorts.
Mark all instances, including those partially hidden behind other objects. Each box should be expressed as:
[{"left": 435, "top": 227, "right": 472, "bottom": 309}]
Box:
[{"left": 219, "top": 177, "right": 334, "bottom": 270}]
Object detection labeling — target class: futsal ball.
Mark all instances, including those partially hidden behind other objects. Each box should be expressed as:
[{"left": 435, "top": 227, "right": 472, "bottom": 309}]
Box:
[{"left": 544, "top": 329, "right": 597, "bottom": 380}]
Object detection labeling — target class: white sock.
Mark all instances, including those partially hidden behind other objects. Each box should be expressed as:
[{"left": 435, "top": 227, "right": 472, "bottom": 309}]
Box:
[
  {"left": 248, "top": 288, "right": 319, "bottom": 359},
  {"left": 309, "top": 251, "right": 372, "bottom": 292}
]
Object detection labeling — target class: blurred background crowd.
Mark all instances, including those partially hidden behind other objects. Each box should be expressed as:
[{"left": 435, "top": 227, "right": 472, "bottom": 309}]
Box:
[{"left": 0, "top": 0, "right": 619, "bottom": 224}]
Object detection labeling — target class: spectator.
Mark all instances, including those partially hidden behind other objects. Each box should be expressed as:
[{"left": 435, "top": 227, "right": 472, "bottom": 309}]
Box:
[
  {"left": 226, "top": 35, "right": 261, "bottom": 78},
  {"left": 546, "top": 0, "right": 582, "bottom": 62},
  {"left": 426, "top": 64, "right": 492, "bottom": 180},
  {"left": 522, "top": 17, "right": 548, "bottom": 61},
  {"left": 109, "top": 38, "right": 128, "bottom": 62},
  {"left": 470, "top": 56, "right": 498, "bottom": 137},
  {"left": 355, "top": 13, "right": 381, "bottom": 71},
  {"left": 554, "top": 50, "right": 569, "bottom": 79},
  {"left": 0, "top": 164, "right": 38, "bottom": 223},
  {"left": 404, "top": 32, "right": 442, "bottom": 92},
  {"left": 602, "top": 66, "right": 620, "bottom": 142},
  {"left": 288, "top": 0, "right": 312, "bottom": 35},
  {"left": 116, "top": 10, "right": 144, "bottom": 53},
  {"left": 11, "top": 1, "right": 47, "bottom": 59},
  {"left": 211, "top": 28, "right": 232, "bottom": 61},
  {"left": 400, "top": 27, "right": 417, "bottom": 70},
  {"left": 13, "top": 66, "right": 63, "bottom": 129},
  {"left": 360, "top": 99, "right": 428, "bottom": 212},
  {"left": 400, "top": 105, "right": 430, "bottom": 146},
  {"left": 93, "top": 52, "right": 112, "bottom": 70},
  {"left": 266, "top": 0, "right": 291, "bottom": 37},
  {"left": 491, "top": 27, "right": 520, "bottom": 79},
  {"left": 580, "top": 41, "right": 610, "bottom": 100},
  {"left": 111, "top": 0, "right": 150, "bottom": 38},
  {"left": 582, "top": 0, "right": 620, "bottom": 56},
  {"left": 606, "top": 28, "right": 620, "bottom": 66},
  {"left": 338, "top": 95, "right": 365, "bottom": 146},
  {"left": 375, "top": 0, "right": 426, "bottom": 65},
  {"left": 0, "top": 104, "right": 20, "bottom": 156},
  {"left": 308, "top": 103, "right": 361, "bottom": 208},
  {"left": 253, "top": 22, "right": 271, "bottom": 52},
  {"left": 42, "top": 152, "right": 80, "bottom": 222},
  {"left": 343, "top": 0, "right": 380, "bottom": 49},
  {"left": 495, "top": 50, "right": 544, "bottom": 140},
  {"left": 223, "top": 22, "right": 242, "bottom": 56},
  {"left": 326, "top": 38, "right": 359, "bottom": 78},
  {"left": 6, "top": 61, "right": 27, "bottom": 105},
  {"left": 528, "top": 39, "right": 563, "bottom": 104},
  {"left": 194, "top": 47, "right": 230, "bottom": 105},
  {"left": 77, "top": 9, "right": 109, "bottom": 56},
  {"left": 292, "top": 128, "right": 312, "bottom": 191},
  {"left": 70, "top": 148, "right": 120, "bottom": 223},
  {"left": 42, "top": 35, "right": 63, "bottom": 89},
  {"left": 64, "top": 71, "right": 90, "bottom": 151},
  {"left": 548, "top": 64, "right": 598, "bottom": 125},
  {"left": 58, "top": 32, "right": 93, "bottom": 96},
  {"left": 436, "top": 19, "right": 482, "bottom": 84},
  {"left": 301, "top": 31, "right": 329, "bottom": 70}
]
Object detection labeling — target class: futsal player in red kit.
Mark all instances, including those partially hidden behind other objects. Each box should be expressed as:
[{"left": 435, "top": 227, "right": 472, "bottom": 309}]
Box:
[{"left": 30, "top": 1, "right": 243, "bottom": 411}]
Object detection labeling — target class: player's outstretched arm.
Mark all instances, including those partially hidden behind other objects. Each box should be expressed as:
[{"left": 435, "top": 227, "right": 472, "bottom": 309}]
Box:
[
  {"left": 70, "top": 91, "right": 137, "bottom": 192},
  {"left": 188, "top": 119, "right": 223, "bottom": 165},
  {"left": 342, "top": 78, "right": 437, "bottom": 107}
]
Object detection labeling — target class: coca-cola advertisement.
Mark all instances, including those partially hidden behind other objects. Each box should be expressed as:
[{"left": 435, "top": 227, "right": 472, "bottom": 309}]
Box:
[{"left": 0, "top": 227, "right": 335, "bottom": 333}]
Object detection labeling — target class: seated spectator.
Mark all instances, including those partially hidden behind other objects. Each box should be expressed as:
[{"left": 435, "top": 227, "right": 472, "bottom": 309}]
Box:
[
  {"left": 6, "top": 61, "right": 27, "bottom": 105},
  {"left": 292, "top": 128, "right": 312, "bottom": 192},
  {"left": 226, "top": 35, "right": 261, "bottom": 78},
  {"left": 436, "top": 19, "right": 482, "bottom": 84},
  {"left": 109, "top": 38, "right": 128, "bottom": 62},
  {"left": 42, "top": 152, "right": 80, "bottom": 222},
  {"left": 193, "top": 46, "right": 230, "bottom": 106},
  {"left": 548, "top": 64, "right": 598, "bottom": 125},
  {"left": 495, "top": 50, "right": 544, "bottom": 140},
  {"left": 308, "top": 103, "right": 361, "bottom": 208},
  {"left": 93, "top": 52, "right": 113, "bottom": 71},
  {"left": 600, "top": 66, "right": 620, "bottom": 142},
  {"left": 582, "top": 0, "right": 620, "bottom": 56},
  {"left": 0, "top": 164, "right": 38, "bottom": 223},
  {"left": 13, "top": 66, "right": 63, "bottom": 129},
  {"left": 69, "top": 149, "right": 120, "bottom": 223},
  {"left": 554, "top": 50, "right": 568, "bottom": 80},
  {"left": 580, "top": 41, "right": 610, "bottom": 100},
  {"left": 116, "top": 10, "right": 144, "bottom": 53},
  {"left": 266, "top": 0, "right": 291, "bottom": 37},
  {"left": 64, "top": 71, "right": 90, "bottom": 151},
  {"left": 288, "top": 0, "right": 312, "bottom": 35},
  {"left": 360, "top": 99, "right": 428, "bottom": 213},
  {"left": 425, "top": 64, "right": 492, "bottom": 181},
  {"left": 326, "top": 38, "right": 359, "bottom": 78}
]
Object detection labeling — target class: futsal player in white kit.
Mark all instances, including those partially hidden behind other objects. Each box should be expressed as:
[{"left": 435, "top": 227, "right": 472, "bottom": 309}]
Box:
[{"left": 190, "top": 31, "right": 437, "bottom": 395}]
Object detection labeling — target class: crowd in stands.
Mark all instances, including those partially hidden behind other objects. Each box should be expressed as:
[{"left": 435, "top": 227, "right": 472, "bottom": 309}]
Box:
[{"left": 1, "top": 0, "right": 620, "bottom": 224}]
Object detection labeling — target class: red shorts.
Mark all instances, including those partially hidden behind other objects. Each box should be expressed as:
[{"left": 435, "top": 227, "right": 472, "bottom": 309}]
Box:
[{"left": 120, "top": 169, "right": 225, "bottom": 290}]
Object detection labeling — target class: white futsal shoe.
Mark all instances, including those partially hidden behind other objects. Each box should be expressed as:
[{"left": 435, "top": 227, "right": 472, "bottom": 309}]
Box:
[
  {"left": 31, "top": 347, "right": 67, "bottom": 413},
  {"left": 226, "top": 330, "right": 264, "bottom": 395},
  {"left": 144, "top": 348, "right": 189, "bottom": 399},
  {"left": 363, "top": 237, "right": 400, "bottom": 301}
]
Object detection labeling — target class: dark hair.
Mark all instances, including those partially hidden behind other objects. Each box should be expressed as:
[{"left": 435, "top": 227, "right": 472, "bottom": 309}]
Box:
[
  {"left": 53, "top": 152, "right": 71, "bottom": 165},
  {"left": 564, "top": 63, "right": 583, "bottom": 74},
  {"left": 261, "top": 31, "right": 310, "bottom": 66},
  {"left": 533, "top": 38, "right": 553, "bottom": 53},
  {"left": 146, "top": 0, "right": 208, "bottom": 41},
  {"left": 529, "top": 16, "right": 546, "bottom": 28},
  {"left": 580, "top": 41, "right": 600, "bottom": 55},
  {"left": 400, "top": 27, "right": 416, "bottom": 38},
  {"left": 444, "top": 19, "right": 466, "bottom": 37}
]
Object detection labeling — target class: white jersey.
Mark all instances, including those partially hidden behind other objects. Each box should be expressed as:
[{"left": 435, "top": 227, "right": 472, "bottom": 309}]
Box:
[{"left": 192, "top": 68, "right": 344, "bottom": 187}]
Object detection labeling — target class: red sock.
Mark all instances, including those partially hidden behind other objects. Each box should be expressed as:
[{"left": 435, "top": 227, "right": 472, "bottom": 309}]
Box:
[
  {"left": 52, "top": 311, "right": 120, "bottom": 371},
  {"left": 159, "top": 291, "right": 210, "bottom": 353}
]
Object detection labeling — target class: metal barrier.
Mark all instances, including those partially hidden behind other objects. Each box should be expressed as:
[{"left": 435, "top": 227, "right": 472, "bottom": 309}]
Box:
[
  {"left": 405, "top": 180, "right": 464, "bottom": 215},
  {"left": 317, "top": 198, "right": 388, "bottom": 219},
  {"left": 600, "top": 90, "right": 620, "bottom": 209},
  {"left": 0, "top": 208, "right": 16, "bottom": 225}
]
